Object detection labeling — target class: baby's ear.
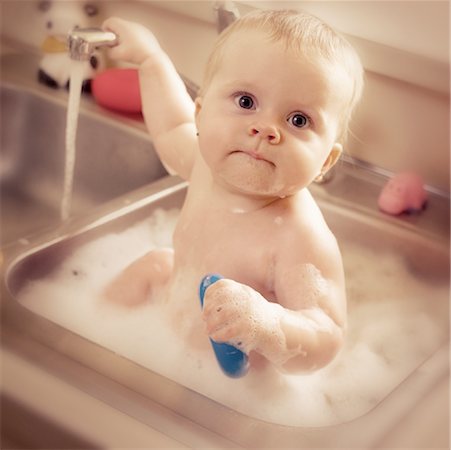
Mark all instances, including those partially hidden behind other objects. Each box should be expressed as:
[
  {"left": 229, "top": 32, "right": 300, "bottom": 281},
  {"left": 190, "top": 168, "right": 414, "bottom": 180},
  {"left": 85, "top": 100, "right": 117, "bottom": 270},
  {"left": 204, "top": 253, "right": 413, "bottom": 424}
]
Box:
[
  {"left": 194, "top": 97, "right": 203, "bottom": 129},
  {"left": 194, "top": 97, "right": 203, "bottom": 117},
  {"left": 322, "top": 143, "right": 343, "bottom": 173}
]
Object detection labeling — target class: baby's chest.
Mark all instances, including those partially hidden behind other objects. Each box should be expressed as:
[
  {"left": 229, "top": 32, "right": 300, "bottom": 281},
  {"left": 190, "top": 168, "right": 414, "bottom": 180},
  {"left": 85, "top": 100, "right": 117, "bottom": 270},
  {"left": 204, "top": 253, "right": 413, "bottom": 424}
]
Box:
[{"left": 173, "top": 210, "right": 278, "bottom": 287}]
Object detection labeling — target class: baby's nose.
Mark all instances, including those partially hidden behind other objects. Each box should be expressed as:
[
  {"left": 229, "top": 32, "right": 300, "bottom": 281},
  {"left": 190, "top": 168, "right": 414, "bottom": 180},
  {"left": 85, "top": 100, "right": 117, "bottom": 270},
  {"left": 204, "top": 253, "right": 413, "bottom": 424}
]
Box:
[{"left": 248, "top": 123, "right": 281, "bottom": 144}]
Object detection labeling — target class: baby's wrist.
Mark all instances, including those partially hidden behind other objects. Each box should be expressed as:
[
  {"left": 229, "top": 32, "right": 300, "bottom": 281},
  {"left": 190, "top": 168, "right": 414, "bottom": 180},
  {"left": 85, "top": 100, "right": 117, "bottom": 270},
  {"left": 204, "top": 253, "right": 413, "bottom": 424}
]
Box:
[
  {"left": 139, "top": 48, "right": 168, "bottom": 72},
  {"left": 253, "top": 302, "right": 293, "bottom": 365}
]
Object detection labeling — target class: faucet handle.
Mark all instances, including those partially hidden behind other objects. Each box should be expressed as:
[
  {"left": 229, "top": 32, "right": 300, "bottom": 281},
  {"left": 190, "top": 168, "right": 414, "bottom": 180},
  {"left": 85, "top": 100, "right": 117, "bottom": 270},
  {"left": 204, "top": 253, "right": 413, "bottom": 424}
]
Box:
[{"left": 68, "top": 27, "right": 118, "bottom": 61}]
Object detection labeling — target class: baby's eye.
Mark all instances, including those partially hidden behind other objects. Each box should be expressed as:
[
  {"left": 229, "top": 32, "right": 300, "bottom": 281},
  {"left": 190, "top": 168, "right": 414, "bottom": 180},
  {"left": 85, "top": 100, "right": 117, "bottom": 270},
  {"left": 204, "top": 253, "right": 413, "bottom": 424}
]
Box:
[
  {"left": 288, "top": 113, "right": 309, "bottom": 129},
  {"left": 235, "top": 94, "right": 255, "bottom": 110}
]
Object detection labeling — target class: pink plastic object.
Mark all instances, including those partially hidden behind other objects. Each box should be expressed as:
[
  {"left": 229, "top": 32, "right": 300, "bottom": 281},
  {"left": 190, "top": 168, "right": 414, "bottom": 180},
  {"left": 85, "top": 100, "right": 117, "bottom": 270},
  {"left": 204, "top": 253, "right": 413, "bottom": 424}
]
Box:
[
  {"left": 378, "top": 172, "right": 428, "bottom": 215},
  {"left": 92, "top": 68, "right": 142, "bottom": 113}
]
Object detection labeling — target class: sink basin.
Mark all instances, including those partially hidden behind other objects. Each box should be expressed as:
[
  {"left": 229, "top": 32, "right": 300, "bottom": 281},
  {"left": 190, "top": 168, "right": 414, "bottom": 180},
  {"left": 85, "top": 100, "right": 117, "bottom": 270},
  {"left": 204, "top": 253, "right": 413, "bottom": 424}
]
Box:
[
  {"left": 0, "top": 52, "right": 196, "bottom": 246},
  {"left": 2, "top": 171, "right": 449, "bottom": 447},
  {"left": 0, "top": 82, "right": 167, "bottom": 245}
]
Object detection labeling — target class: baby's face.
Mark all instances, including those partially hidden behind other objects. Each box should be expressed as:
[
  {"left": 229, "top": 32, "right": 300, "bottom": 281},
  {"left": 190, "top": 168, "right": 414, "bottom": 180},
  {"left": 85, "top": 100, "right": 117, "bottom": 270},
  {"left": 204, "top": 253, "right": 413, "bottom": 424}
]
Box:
[{"left": 195, "top": 29, "right": 352, "bottom": 198}]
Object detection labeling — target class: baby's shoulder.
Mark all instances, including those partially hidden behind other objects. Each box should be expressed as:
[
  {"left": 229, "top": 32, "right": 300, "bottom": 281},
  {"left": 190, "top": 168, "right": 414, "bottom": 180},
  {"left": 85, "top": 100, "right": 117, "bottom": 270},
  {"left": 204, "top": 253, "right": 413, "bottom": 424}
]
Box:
[
  {"left": 284, "top": 190, "right": 329, "bottom": 229},
  {"left": 277, "top": 193, "right": 338, "bottom": 252},
  {"left": 268, "top": 192, "right": 345, "bottom": 291}
]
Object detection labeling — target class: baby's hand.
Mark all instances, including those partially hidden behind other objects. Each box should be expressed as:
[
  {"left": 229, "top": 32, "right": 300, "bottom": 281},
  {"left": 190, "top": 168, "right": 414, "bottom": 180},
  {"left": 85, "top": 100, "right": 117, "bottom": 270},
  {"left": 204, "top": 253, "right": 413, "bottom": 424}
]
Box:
[
  {"left": 202, "top": 279, "right": 282, "bottom": 354},
  {"left": 102, "top": 17, "right": 161, "bottom": 66}
]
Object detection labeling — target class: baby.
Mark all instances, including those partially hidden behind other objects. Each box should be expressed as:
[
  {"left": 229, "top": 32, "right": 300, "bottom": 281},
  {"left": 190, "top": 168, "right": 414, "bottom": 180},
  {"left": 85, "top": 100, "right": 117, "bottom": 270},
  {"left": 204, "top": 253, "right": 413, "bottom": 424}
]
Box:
[{"left": 103, "top": 9, "right": 364, "bottom": 374}]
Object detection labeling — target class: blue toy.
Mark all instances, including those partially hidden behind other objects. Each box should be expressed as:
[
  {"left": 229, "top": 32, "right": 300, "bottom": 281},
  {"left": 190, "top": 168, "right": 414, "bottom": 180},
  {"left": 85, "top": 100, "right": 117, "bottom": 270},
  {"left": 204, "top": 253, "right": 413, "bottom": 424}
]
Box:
[{"left": 199, "top": 274, "right": 249, "bottom": 378}]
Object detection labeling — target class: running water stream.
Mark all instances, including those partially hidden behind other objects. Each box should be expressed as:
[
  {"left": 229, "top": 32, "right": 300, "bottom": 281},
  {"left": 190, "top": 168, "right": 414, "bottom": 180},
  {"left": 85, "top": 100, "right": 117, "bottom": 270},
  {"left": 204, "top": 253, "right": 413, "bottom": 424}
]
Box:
[{"left": 61, "top": 61, "right": 85, "bottom": 221}]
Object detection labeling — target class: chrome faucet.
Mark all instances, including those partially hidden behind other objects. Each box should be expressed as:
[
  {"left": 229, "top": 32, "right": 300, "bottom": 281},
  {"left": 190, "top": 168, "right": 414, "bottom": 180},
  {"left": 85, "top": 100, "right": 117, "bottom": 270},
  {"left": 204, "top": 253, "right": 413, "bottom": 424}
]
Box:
[
  {"left": 68, "top": 28, "right": 118, "bottom": 61},
  {"left": 214, "top": 1, "right": 240, "bottom": 33}
]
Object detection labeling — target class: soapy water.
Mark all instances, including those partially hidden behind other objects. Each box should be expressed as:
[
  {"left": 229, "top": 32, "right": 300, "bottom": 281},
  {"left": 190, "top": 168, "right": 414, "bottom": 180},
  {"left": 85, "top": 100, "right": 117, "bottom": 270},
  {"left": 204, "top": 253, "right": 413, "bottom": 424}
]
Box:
[
  {"left": 61, "top": 61, "right": 84, "bottom": 221},
  {"left": 17, "top": 207, "right": 448, "bottom": 426}
]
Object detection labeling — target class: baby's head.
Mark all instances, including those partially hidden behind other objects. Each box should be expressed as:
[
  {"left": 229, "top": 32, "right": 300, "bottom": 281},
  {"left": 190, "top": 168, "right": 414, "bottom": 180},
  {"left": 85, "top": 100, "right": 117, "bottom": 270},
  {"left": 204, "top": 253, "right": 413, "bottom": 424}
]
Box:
[{"left": 200, "top": 9, "right": 364, "bottom": 143}]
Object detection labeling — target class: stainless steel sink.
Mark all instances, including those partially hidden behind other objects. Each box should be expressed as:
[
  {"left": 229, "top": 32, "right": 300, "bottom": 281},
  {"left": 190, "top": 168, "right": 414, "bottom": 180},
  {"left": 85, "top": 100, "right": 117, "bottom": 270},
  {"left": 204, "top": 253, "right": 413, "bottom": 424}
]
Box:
[
  {"left": 0, "top": 82, "right": 168, "bottom": 245},
  {"left": 1, "top": 51, "right": 449, "bottom": 448}
]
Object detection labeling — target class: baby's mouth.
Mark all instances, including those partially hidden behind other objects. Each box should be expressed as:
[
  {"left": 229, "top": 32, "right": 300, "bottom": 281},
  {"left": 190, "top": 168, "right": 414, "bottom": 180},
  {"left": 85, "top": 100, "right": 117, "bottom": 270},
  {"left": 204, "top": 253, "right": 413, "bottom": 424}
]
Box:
[{"left": 230, "top": 150, "right": 275, "bottom": 167}]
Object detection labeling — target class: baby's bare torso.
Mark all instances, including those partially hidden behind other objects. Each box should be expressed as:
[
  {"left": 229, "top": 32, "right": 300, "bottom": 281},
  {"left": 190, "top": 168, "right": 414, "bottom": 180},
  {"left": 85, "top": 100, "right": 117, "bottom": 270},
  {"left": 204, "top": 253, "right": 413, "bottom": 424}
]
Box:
[
  {"left": 164, "top": 177, "right": 322, "bottom": 352},
  {"left": 174, "top": 193, "right": 279, "bottom": 299}
]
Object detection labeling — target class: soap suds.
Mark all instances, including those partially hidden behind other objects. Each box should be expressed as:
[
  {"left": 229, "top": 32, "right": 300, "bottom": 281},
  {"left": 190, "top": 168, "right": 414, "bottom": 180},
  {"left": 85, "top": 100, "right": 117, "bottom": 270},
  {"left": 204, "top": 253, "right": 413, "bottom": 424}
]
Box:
[{"left": 17, "top": 207, "right": 448, "bottom": 427}]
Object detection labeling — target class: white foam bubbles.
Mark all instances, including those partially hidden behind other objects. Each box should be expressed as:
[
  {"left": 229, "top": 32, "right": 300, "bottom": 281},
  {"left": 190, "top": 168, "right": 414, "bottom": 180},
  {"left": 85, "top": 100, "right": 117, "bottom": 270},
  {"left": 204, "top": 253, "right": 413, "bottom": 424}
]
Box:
[{"left": 16, "top": 207, "right": 448, "bottom": 427}]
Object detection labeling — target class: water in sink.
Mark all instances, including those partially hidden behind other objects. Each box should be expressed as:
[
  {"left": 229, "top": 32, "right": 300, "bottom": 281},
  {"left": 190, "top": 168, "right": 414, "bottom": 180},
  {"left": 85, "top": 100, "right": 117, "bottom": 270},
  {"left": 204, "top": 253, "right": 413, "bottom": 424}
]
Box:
[{"left": 15, "top": 201, "right": 449, "bottom": 427}]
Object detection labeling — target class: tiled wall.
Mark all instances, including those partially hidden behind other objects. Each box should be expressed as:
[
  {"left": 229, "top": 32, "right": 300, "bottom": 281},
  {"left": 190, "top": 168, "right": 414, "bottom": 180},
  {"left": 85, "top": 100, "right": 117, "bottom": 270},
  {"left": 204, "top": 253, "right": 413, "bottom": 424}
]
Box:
[{"left": 1, "top": 0, "right": 449, "bottom": 191}]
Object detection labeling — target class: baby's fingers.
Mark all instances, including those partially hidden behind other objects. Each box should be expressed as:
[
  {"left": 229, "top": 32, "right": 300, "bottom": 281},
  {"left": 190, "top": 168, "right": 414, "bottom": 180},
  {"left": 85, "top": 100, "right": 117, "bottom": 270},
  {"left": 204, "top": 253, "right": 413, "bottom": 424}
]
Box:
[
  {"left": 202, "top": 279, "right": 232, "bottom": 310},
  {"left": 208, "top": 321, "right": 242, "bottom": 343},
  {"left": 203, "top": 305, "right": 235, "bottom": 330},
  {"left": 101, "top": 17, "right": 158, "bottom": 65},
  {"left": 202, "top": 298, "right": 227, "bottom": 320},
  {"left": 102, "top": 17, "right": 125, "bottom": 35}
]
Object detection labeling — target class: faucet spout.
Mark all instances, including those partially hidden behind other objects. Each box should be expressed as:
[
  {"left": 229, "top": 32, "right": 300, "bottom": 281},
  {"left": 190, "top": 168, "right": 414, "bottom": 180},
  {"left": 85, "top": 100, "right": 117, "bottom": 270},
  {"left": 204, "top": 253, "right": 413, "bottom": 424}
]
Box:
[{"left": 68, "top": 28, "right": 118, "bottom": 61}]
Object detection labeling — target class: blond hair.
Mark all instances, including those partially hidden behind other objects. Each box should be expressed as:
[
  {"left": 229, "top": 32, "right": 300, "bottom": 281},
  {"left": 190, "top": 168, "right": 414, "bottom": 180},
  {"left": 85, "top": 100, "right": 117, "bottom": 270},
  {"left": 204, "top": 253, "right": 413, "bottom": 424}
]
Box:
[{"left": 200, "top": 9, "right": 364, "bottom": 143}]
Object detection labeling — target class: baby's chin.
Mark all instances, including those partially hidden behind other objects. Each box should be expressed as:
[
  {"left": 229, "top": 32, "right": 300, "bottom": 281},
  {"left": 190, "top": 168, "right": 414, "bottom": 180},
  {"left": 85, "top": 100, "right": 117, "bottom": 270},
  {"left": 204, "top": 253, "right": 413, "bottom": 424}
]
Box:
[
  {"left": 218, "top": 173, "right": 294, "bottom": 200},
  {"left": 214, "top": 159, "right": 290, "bottom": 198}
]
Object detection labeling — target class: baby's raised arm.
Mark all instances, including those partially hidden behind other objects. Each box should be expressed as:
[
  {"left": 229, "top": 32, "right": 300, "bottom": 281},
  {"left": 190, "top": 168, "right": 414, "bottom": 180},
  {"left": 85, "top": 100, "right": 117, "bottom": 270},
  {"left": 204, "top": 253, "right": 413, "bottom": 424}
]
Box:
[{"left": 103, "top": 18, "right": 197, "bottom": 179}]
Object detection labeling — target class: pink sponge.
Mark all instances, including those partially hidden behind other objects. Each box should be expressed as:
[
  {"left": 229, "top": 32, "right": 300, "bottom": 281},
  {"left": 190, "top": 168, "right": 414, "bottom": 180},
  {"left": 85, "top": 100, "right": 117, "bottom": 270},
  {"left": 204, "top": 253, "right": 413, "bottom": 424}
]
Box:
[{"left": 92, "top": 68, "right": 142, "bottom": 113}]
